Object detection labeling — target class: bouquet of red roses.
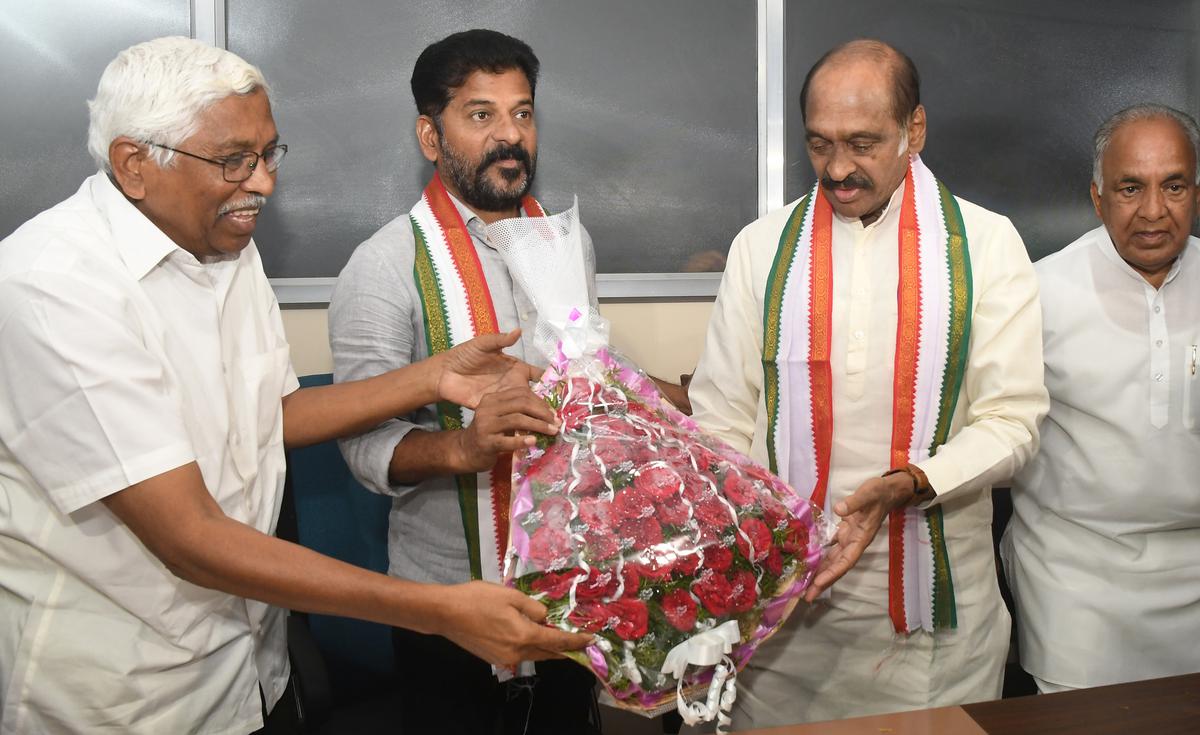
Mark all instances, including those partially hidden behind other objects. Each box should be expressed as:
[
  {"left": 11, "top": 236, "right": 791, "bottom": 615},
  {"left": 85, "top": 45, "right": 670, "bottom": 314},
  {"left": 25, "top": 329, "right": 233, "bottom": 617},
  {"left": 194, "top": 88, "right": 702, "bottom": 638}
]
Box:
[
  {"left": 488, "top": 203, "right": 830, "bottom": 726},
  {"left": 506, "top": 346, "right": 829, "bottom": 719}
]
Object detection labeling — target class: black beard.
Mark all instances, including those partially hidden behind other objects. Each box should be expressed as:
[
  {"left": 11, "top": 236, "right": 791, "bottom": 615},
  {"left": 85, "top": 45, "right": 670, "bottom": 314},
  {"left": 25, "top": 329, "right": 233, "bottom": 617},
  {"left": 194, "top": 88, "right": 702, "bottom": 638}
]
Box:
[{"left": 439, "top": 140, "right": 537, "bottom": 212}]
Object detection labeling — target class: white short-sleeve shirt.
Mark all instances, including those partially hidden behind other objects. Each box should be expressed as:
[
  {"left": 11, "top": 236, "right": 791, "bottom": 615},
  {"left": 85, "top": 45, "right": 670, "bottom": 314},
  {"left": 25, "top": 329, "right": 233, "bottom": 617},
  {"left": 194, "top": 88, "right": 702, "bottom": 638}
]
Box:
[{"left": 0, "top": 173, "right": 299, "bottom": 734}]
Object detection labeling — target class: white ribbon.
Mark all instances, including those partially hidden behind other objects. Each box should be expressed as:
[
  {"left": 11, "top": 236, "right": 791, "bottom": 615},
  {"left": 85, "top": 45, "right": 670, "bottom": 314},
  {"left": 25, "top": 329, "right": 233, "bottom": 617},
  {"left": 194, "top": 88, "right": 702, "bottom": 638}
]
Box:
[{"left": 661, "top": 620, "right": 741, "bottom": 734}]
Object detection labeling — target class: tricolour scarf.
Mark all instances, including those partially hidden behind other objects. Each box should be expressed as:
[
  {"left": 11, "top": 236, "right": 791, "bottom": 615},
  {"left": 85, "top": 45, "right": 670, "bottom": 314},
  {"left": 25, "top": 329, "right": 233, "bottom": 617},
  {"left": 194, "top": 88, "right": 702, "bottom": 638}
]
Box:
[
  {"left": 762, "top": 154, "right": 971, "bottom": 633},
  {"left": 410, "top": 172, "right": 545, "bottom": 582}
]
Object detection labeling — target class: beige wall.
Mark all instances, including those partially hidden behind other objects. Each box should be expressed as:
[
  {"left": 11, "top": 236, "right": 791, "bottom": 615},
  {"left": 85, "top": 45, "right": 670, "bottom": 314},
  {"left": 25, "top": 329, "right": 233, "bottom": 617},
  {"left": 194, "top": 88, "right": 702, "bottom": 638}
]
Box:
[{"left": 281, "top": 300, "right": 714, "bottom": 379}]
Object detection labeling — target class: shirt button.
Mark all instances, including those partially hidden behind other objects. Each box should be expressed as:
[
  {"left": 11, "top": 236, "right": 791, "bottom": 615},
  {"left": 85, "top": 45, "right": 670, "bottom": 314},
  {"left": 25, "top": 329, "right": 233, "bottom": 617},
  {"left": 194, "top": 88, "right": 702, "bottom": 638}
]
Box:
[
  {"left": 1154, "top": 305, "right": 1162, "bottom": 313},
  {"left": 853, "top": 330, "right": 865, "bottom": 341},
  {"left": 1156, "top": 340, "right": 1164, "bottom": 347},
  {"left": 1154, "top": 372, "right": 1164, "bottom": 382}
]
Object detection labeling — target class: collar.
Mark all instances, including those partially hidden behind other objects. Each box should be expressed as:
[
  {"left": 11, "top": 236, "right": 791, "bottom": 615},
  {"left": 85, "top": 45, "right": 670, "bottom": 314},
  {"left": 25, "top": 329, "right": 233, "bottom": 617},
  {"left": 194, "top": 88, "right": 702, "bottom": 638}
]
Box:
[
  {"left": 833, "top": 177, "right": 906, "bottom": 230},
  {"left": 91, "top": 172, "right": 185, "bottom": 280},
  {"left": 1095, "top": 225, "right": 1187, "bottom": 289}
]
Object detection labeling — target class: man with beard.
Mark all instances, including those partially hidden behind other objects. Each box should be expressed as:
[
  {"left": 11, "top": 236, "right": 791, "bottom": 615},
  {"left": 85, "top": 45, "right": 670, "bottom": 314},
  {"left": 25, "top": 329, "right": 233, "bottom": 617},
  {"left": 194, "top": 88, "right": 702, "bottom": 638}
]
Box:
[
  {"left": 688, "top": 39, "right": 1047, "bottom": 727},
  {"left": 329, "top": 30, "right": 600, "bottom": 735}
]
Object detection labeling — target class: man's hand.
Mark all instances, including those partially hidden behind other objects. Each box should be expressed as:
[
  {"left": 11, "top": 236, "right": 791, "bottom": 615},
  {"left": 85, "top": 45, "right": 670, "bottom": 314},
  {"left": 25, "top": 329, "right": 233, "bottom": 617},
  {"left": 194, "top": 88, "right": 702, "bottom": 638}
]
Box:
[
  {"left": 436, "top": 330, "right": 545, "bottom": 409},
  {"left": 434, "top": 581, "right": 593, "bottom": 665},
  {"left": 803, "top": 472, "right": 916, "bottom": 602},
  {"left": 454, "top": 382, "right": 559, "bottom": 472}
]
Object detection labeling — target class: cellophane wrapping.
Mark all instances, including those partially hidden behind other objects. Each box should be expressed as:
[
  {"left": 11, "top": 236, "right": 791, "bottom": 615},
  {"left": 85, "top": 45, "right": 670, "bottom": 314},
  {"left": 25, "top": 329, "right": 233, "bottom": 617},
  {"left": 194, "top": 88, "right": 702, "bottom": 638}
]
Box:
[{"left": 489, "top": 202, "right": 832, "bottom": 716}]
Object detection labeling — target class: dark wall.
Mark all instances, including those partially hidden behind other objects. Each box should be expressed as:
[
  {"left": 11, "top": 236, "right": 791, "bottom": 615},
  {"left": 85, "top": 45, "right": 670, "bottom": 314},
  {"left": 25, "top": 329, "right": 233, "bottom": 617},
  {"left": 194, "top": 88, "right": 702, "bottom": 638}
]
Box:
[{"left": 785, "top": 1, "right": 1200, "bottom": 260}]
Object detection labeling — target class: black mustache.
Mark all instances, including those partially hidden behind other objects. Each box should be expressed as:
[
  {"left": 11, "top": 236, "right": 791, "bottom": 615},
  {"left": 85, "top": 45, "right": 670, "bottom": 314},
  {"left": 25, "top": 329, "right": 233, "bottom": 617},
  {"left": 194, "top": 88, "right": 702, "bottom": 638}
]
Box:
[
  {"left": 478, "top": 144, "right": 531, "bottom": 172},
  {"left": 820, "top": 174, "right": 872, "bottom": 190}
]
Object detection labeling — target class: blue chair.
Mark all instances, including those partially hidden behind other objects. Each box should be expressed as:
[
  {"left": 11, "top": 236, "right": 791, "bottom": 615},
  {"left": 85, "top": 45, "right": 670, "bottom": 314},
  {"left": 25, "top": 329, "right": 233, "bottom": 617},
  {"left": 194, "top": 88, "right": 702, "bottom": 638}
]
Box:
[{"left": 284, "top": 373, "right": 400, "bottom": 732}]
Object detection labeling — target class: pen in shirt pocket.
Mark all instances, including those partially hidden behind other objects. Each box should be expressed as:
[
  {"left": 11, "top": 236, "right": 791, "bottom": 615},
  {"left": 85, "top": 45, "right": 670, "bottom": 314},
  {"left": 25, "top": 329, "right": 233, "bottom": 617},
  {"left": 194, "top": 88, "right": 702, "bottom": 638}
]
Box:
[{"left": 1191, "top": 345, "right": 1197, "bottom": 376}]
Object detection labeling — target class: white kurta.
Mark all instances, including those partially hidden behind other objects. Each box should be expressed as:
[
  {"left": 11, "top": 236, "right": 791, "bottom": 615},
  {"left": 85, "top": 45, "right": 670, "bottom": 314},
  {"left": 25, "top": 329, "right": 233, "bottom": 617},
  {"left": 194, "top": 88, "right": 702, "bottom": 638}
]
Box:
[
  {"left": 690, "top": 182, "right": 1047, "bottom": 728},
  {"left": 1002, "top": 225, "right": 1200, "bottom": 689},
  {"left": 0, "top": 174, "right": 298, "bottom": 734}
]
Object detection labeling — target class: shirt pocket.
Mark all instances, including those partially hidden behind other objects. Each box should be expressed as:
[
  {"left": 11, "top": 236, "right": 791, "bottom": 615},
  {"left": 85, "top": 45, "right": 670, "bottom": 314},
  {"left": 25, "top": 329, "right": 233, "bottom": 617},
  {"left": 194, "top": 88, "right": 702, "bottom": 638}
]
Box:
[
  {"left": 1183, "top": 344, "right": 1200, "bottom": 432},
  {"left": 228, "top": 345, "right": 290, "bottom": 482}
]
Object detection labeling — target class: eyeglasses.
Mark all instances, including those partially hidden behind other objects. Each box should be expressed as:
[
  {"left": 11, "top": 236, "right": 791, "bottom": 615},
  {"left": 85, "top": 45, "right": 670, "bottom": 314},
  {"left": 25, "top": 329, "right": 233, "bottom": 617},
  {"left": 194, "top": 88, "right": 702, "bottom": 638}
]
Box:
[{"left": 149, "top": 142, "right": 288, "bottom": 182}]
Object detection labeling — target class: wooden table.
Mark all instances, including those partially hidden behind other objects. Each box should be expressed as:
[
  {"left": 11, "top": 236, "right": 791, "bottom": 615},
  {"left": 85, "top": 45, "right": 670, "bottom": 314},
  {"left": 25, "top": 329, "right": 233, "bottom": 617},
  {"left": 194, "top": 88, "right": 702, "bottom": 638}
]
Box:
[{"left": 736, "top": 673, "right": 1200, "bottom": 734}]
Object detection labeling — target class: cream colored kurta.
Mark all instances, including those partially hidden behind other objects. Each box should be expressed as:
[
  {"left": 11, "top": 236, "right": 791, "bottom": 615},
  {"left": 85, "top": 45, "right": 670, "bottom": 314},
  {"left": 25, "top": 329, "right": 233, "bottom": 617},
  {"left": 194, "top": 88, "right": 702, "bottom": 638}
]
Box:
[
  {"left": 690, "top": 182, "right": 1047, "bottom": 728},
  {"left": 1002, "top": 226, "right": 1200, "bottom": 690}
]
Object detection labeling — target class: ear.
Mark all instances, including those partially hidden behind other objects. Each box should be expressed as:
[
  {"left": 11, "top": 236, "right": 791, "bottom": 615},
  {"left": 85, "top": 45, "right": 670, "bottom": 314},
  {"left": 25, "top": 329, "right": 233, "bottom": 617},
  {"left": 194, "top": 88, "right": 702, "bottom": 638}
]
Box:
[
  {"left": 108, "top": 137, "right": 149, "bottom": 200},
  {"left": 906, "top": 104, "right": 927, "bottom": 156},
  {"left": 416, "top": 115, "right": 440, "bottom": 164},
  {"left": 1090, "top": 181, "right": 1103, "bottom": 219}
]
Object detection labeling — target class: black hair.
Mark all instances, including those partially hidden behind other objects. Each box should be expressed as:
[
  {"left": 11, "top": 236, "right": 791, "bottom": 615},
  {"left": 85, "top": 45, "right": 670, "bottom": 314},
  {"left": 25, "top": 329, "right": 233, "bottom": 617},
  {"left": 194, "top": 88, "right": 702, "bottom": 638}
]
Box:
[
  {"left": 410, "top": 29, "right": 540, "bottom": 120},
  {"left": 799, "top": 39, "right": 920, "bottom": 127}
]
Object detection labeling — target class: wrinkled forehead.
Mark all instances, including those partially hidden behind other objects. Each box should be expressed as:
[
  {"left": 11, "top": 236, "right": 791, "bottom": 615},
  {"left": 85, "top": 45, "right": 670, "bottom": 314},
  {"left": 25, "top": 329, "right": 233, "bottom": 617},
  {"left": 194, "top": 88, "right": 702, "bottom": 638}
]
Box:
[{"left": 1105, "top": 117, "right": 1196, "bottom": 179}]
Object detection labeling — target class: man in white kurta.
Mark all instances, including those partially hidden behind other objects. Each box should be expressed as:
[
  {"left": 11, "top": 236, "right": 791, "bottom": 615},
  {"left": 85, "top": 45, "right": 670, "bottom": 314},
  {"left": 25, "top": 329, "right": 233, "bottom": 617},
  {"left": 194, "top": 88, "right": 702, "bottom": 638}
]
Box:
[
  {"left": 689, "top": 40, "right": 1047, "bottom": 728},
  {"left": 1002, "top": 106, "right": 1200, "bottom": 693}
]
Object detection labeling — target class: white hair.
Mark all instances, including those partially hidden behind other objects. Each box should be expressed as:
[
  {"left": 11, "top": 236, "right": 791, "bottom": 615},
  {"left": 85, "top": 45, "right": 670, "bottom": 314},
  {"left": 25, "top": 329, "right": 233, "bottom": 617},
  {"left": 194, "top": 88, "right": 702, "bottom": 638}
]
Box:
[
  {"left": 1093, "top": 103, "right": 1200, "bottom": 189},
  {"left": 86, "top": 36, "right": 269, "bottom": 173}
]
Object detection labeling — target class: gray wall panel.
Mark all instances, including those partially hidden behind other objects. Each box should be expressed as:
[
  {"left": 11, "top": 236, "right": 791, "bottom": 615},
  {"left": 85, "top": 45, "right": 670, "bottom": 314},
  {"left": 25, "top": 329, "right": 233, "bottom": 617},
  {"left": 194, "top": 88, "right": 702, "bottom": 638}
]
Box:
[
  {"left": 0, "top": 1, "right": 190, "bottom": 241},
  {"left": 785, "top": 0, "right": 1200, "bottom": 260},
  {"left": 228, "top": 0, "right": 759, "bottom": 278}
]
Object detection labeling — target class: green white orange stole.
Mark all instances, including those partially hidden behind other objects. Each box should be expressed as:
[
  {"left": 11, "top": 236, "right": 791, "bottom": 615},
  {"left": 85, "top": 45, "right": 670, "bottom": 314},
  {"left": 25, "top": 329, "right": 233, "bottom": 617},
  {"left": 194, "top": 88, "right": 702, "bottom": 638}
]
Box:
[
  {"left": 410, "top": 173, "right": 545, "bottom": 582},
  {"left": 762, "top": 155, "right": 970, "bottom": 633}
]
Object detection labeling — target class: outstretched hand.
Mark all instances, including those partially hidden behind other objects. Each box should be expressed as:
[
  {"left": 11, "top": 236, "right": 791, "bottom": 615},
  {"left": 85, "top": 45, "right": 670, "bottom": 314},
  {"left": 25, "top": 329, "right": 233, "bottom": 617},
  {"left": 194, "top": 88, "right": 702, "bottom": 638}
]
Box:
[
  {"left": 803, "top": 472, "right": 915, "bottom": 602},
  {"left": 436, "top": 581, "right": 594, "bottom": 665},
  {"left": 436, "top": 330, "right": 545, "bottom": 409}
]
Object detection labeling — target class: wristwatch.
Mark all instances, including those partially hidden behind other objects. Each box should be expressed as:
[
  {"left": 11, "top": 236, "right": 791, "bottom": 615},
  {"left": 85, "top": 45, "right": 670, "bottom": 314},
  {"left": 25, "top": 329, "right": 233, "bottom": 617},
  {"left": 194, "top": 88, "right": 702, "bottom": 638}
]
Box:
[{"left": 882, "top": 463, "right": 936, "bottom": 506}]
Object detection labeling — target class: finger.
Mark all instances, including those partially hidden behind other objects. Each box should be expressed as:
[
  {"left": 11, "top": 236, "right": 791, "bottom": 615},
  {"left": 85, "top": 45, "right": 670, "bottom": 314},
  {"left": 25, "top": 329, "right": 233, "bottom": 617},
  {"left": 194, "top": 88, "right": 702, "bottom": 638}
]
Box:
[
  {"left": 522, "top": 360, "right": 548, "bottom": 383},
  {"left": 511, "top": 591, "right": 550, "bottom": 622},
  {"left": 524, "top": 625, "right": 593, "bottom": 655},
  {"left": 486, "top": 435, "right": 543, "bottom": 454},
  {"left": 471, "top": 329, "right": 522, "bottom": 352}
]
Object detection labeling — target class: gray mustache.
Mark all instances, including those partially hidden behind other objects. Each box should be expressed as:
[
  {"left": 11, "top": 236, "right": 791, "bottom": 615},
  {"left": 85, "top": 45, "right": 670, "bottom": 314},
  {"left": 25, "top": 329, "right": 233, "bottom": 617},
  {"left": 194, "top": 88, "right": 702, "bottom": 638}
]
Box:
[{"left": 219, "top": 194, "right": 267, "bottom": 216}]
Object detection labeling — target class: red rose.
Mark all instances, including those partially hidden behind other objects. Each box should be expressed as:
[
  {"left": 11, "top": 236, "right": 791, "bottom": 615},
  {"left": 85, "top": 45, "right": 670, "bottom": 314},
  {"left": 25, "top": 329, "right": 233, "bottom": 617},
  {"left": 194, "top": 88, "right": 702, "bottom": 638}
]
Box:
[
  {"left": 693, "top": 497, "right": 735, "bottom": 531},
  {"left": 703, "top": 545, "right": 733, "bottom": 572},
  {"left": 722, "top": 472, "right": 760, "bottom": 508},
  {"left": 691, "top": 569, "right": 734, "bottom": 616},
  {"left": 656, "top": 496, "right": 690, "bottom": 526},
  {"left": 583, "top": 528, "right": 620, "bottom": 561},
  {"left": 672, "top": 551, "right": 702, "bottom": 577},
  {"left": 558, "top": 401, "right": 591, "bottom": 432},
  {"left": 577, "top": 496, "right": 614, "bottom": 533},
  {"left": 764, "top": 545, "right": 784, "bottom": 576},
  {"left": 530, "top": 568, "right": 585, "bottom": 599},
  {"left": 592, "top": 437, "right": 633, "bottom": 468},
  {"left": 567, "top": 599, "right": 649, "bottom": 640},
  {"left": 692, "top": 446, "right": 723, "bottom": 473},
  {"left": 527, "top": 446, "right": 571, "bottom": 484},
  {"left": 781, "top": 518, "right": 811, "bottom": 554},
  {"left": 537, "top": 496, "right": 574, "bottom": 531},
  {"left": 681, "top": 472, "right": 715, "bottom": 504},
  {"left": 761, "top": 495, "right": 790, "bottom": 530},
  {"left": 575, "top": 567, "right": 619, "bottom": 600},
  {"left": 620, "top": 516, "right": 664, "bottom": 549},
  {"left": 633, "top": 550, "right": 675, "bottom": 581},
  {"left": 634, "top": 464, "right": 683, "bottom": 502},
  {"left": 609, "top": 599, "right": 650, "bottom": 640},
  {"left": 613, "top": 487, "right": 656, "bottom": 522},
  {"left": 528, "top": 525, "right": 574, "bottom": 568},
  {"left": 729, "top": 569, "right": 759, "bottom": 613},
  {"left": 661, "top": 589, "right": 699, "bottom": 633},
  {"left": 566, "top": 458, "right": 606, "bottom": 496},
  {"left": 567, "top": 601, "right": 607, "bottom": 633},
  {"left": 735, "top": 517, "right": 773, "bottom": 562}
]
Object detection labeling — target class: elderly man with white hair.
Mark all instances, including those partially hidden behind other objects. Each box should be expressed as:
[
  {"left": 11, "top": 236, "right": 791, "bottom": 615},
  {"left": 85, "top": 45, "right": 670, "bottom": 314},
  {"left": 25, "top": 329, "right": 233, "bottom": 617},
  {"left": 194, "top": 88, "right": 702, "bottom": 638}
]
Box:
[
  {"left": 1002, "top": 103, "right": 1200, "bottom": 693},
  {"left": 0, "top": 36, "right": 587, "bottom": 734}
]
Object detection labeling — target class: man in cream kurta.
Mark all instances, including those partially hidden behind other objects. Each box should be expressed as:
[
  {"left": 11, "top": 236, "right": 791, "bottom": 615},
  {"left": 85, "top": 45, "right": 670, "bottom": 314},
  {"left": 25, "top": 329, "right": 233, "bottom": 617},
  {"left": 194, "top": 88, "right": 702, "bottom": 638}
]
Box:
[
  {"left": 689, "top": 40, "right": 1047, "bottom": 727},
  {"left": 1003, "top": 105, "right": 1200, "bottom": 693}
]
